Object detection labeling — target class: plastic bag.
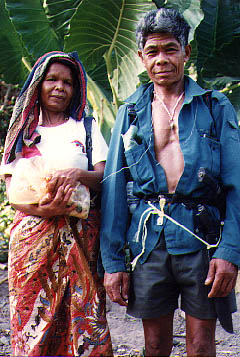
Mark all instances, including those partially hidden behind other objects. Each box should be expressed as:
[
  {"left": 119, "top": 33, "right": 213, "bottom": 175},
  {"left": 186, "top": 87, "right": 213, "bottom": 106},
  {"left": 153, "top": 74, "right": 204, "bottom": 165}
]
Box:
[{"left": 8, "top": 155, "right": 90, "bottom": 219}]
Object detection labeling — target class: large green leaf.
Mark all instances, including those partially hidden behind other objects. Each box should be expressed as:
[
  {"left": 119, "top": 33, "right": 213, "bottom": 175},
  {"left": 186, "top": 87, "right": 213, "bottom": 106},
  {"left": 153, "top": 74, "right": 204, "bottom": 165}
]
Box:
[
  {"left": 196, "top": 0, "right": 240, "bottom": 79},
  {"left": 87, "top": 75, "right": 115, "bottom": 144},
  {"left": 0, "top": 0, "right": 30, "bottom": 84},
  {"left": 65, "top": 0, "right": 156, "bottom": 102},
  {"left": 6, "top": 0, "right": 62, "bottom": 60},
  {"left": 202, "top": 38, "right": 240, "bottom": 81},
  {"left": 43, "top": 0, "right": 83, "bottom": 46}
]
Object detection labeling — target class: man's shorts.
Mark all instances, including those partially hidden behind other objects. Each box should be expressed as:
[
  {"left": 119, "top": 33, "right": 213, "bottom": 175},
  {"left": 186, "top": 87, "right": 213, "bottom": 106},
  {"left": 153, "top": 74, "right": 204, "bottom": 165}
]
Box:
[{"left": 127, "top": 234, "right": 237, "bottom": 320}]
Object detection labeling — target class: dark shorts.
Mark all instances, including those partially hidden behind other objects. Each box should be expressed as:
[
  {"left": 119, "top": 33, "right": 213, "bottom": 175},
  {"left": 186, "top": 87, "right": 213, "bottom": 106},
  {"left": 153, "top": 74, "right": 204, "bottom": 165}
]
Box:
[{"left": 127, "top": 234, "right": 237, "bottom": 320}]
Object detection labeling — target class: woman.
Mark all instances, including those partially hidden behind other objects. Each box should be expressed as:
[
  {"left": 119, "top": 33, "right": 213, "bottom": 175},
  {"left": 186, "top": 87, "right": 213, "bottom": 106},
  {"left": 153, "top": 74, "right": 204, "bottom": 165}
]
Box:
[{"left": 1, "top": 51, "right": 113, "bottom": 356}]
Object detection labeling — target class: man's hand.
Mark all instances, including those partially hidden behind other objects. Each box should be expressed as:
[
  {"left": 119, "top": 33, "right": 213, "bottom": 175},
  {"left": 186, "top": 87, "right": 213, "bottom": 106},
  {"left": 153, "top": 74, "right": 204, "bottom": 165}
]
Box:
[
  {"left": 205, "top": 258, "right": 238, "bottom": 298},
  {"left": 104, "top": 272, "right": 130, "bottom": 307}
]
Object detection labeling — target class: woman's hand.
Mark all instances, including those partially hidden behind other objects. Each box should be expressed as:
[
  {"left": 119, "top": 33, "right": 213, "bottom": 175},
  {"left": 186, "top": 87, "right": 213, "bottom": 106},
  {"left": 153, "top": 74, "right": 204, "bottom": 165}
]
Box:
[
  {"left": 46, "top": 168, "right": 81, "bottom": 198},
  {"left": 10, "top": 181, "right": 76, "bottom": 218},
  {"left": 37, "top": 183, "right": 76, "bottom": 217},
  {"left": 47, "top": 161, "right": 105, "bottom": 195}
]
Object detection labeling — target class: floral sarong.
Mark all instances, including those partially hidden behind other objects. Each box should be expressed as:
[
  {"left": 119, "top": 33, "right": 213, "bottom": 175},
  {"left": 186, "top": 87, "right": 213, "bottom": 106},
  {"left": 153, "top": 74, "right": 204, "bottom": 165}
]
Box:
[{"left": 8, "top": 209, "right": 113, "bottom": 356}]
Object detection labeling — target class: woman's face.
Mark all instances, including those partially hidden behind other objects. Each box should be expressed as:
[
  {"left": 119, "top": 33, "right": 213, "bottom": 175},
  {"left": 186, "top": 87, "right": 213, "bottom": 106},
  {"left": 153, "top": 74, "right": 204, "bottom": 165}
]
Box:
[{"left": 40, "top": 62, "right": 74, "bottom": 114}]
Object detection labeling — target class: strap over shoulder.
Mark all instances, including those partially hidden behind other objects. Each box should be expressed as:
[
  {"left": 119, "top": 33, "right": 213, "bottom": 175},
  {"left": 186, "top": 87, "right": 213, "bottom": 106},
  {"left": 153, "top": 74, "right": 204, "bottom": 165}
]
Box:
[{"left": 84, "top": 116, "right": 94, "bottom": 171}]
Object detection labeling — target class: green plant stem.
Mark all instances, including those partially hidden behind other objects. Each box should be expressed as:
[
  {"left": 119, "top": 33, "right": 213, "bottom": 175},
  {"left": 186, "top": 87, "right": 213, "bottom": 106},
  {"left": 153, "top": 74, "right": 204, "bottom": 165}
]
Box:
[{"left": 103, "top": 0, "right": 125, "bottom": 111}]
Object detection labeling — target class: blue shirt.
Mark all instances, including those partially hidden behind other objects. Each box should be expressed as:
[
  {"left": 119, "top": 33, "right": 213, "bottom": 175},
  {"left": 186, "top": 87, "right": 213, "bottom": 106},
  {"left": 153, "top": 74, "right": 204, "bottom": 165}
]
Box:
[{"left": 100, "top": 76, "right": 240, "bottom": 273}]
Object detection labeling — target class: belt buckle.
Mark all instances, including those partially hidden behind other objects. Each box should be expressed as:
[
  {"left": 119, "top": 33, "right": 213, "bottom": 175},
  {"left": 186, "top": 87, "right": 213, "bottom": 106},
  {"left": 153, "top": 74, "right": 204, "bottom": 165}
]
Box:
[{"left": 156, "top": 195, "right": 167, "bottom": 225}]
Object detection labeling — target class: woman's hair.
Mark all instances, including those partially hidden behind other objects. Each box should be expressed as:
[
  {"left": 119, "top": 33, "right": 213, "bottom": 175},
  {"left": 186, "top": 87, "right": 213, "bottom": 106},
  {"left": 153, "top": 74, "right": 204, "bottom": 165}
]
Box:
[
  {"left": 3, "top": 51, "right": 87, "bottom": 164},
  {"left": 136, "top": 8, "right": 191, "bottom": 51}
]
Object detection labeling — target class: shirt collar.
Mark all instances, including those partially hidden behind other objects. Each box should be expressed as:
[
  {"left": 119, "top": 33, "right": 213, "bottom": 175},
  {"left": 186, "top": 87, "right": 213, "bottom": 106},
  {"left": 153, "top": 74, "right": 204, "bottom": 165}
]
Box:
[{"left": 124, "top": 76, "right": 210, "bottom": 110}]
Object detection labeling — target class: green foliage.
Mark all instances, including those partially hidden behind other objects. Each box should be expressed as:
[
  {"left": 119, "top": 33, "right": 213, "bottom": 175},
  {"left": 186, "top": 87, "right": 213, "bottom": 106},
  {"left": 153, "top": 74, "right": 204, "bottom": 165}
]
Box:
[
  {"left": 0, "top": 79, "right": 19, "bottom": 145},
  {"left": 0, "top": 183, "right": 15, "bottom": 263},
  {"left": 0, "top": 0, "right": 239, "bottom": 137},
  {"left": 0, "top": 147, "right": 15, "bottom": 263},
  {"left": 0, "top": 0, "right": 239, "bottom": 262}
]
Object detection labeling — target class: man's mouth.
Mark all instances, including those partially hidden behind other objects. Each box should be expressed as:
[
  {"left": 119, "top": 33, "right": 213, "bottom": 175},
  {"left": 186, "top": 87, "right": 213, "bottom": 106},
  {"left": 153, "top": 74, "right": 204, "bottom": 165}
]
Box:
[{"left": 155, "top": 71, "right": 171, "bottom": 75}]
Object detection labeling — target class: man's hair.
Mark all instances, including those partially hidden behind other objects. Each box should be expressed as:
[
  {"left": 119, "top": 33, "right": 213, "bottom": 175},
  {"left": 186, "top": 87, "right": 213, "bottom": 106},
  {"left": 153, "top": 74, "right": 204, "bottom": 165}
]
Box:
[{"left": 136, "top": 8, "right": 191, "bottom": 51}]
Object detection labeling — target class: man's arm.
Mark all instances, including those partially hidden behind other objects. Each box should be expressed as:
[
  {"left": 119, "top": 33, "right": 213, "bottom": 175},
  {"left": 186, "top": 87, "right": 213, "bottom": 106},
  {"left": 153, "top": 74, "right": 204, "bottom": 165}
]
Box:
[
  {"left": 100, "top": 105, "right": 131, "bottom": 281},
  {"left": 206, "top": 92, "right": 240, "bottom": 296}
]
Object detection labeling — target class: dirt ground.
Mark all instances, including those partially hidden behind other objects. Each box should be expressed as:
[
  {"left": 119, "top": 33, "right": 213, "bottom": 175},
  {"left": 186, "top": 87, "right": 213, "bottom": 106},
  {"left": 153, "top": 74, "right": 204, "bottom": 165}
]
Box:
[{"left": 1, "top": 264, "right": 240, "bottom": 357}]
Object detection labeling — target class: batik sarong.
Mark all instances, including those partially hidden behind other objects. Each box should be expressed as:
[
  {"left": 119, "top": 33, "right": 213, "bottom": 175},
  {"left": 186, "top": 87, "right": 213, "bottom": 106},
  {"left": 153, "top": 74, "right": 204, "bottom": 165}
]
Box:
[{"left": 8, "top": 209, "right": 113, "bottom": 356}]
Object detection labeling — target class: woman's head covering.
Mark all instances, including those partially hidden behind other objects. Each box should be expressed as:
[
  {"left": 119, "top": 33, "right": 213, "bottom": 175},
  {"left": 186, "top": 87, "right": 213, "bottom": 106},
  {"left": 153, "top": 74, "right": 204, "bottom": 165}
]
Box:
[{"left": 3, "top": 51, "right": 87, "bottom": 164}]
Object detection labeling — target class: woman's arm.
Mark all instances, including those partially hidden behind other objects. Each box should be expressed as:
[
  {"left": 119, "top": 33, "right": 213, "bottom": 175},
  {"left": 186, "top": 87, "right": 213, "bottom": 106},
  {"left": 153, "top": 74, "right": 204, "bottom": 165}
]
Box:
[
  {"left": 5, "top": 161, "right": 105, "bottom": 217},
  {"left": 46, "top": 161, "right": 105, "bottom": 197},
  {"left": 5, "top": 175, "right": 76, "bottom": 217}
]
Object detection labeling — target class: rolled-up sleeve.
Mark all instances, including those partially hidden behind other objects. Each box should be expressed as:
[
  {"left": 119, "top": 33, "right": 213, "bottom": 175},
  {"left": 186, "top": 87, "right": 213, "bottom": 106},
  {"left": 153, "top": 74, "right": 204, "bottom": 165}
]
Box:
[
  {"left": 212, "top": 93, "right": 240, "bottom": 267},
  {"left": 100, "top": 105, "right": 130, "bottom": 273}
]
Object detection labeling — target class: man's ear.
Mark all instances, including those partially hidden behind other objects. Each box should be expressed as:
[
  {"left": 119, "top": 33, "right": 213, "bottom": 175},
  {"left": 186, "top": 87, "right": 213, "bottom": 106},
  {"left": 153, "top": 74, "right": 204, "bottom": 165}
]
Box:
[
  {"left": 184, "top": 44, "right": 191, "bottom": 62},
  {"left": 138, "top": 50, "right": 144, "bottom": 62}
]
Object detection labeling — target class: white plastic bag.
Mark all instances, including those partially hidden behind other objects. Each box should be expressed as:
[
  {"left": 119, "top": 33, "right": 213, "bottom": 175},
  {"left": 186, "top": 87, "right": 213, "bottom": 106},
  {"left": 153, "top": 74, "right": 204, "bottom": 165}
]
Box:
[{"left": 8, "top": 155, "right": 90, "bottom": 219}]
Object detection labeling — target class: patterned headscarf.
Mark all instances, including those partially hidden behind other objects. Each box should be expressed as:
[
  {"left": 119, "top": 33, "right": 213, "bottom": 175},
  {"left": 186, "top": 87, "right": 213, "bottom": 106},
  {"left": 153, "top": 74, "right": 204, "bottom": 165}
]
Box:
[{"left": 3, "top": 51, "right": 87, "bottom": 164}]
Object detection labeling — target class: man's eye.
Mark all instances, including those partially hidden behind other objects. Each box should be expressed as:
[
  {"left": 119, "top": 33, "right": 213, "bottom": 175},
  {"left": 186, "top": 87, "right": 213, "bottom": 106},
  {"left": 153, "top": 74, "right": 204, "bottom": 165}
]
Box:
[
  {"left": 166, "top": 48, "right": 177, "bottom": 53},
  {"left": 146, "top": 50, "right": 156, "bottom": 56}
]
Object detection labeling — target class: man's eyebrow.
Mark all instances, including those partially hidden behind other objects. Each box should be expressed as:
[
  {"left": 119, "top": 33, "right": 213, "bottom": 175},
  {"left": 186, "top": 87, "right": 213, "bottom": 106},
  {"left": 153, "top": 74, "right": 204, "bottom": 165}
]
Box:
[{"left": 144, "top": 41, "right": 179, "bottom": 50}]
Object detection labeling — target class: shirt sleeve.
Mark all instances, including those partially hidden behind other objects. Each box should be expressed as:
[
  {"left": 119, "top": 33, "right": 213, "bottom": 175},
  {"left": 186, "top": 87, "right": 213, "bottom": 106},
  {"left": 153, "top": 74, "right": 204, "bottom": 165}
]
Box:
[
  {"left": 100, "top": 105, "right": 130, "bottom": 273},
  {"left": 91, "top": 119, "right": 108, "bottom": 166},
  {"left": 212, "top": 92, "right": 240, "bottom": 267}
]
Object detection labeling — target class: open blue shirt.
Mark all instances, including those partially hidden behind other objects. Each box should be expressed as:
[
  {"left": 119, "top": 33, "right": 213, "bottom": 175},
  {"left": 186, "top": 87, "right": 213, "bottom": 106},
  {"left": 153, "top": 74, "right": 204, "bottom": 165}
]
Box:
[{"left": 100, "top": 76, "right": 240, "bottom": 273}]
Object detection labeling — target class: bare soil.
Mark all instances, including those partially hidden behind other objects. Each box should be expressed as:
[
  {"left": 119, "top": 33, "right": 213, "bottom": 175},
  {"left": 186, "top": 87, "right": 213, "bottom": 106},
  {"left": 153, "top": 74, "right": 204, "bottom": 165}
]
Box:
[{"left": 1, "top": 264, "right": 240, "bottom": 357}]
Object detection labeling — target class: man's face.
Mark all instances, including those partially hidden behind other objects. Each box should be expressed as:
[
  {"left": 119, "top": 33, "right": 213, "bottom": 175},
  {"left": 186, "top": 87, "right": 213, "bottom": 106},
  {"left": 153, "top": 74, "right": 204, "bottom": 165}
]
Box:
[{"left": 138, "top": 33, "right": 191, "bottom": 88}]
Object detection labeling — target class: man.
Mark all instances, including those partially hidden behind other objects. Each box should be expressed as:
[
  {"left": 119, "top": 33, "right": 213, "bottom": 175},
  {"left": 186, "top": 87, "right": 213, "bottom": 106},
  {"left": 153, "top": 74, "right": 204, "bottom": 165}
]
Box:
[{"left": 100, "top": 8, "right": 240, "bottom": 357}]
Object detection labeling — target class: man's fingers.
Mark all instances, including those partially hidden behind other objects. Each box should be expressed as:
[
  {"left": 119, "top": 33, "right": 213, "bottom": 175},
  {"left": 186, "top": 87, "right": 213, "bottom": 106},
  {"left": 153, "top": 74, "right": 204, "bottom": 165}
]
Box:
[
  {"left": 121, "top": 272, "right": 130, "bottom": 301},
  {"left": 206, "top": 258, "right": 238, "bottom": 298},
  {"left": 205, "top": 260, "right": 215, "bottom": 286},
  {"left": 104, "top": 272, "right": 129, "bottom": 306}
]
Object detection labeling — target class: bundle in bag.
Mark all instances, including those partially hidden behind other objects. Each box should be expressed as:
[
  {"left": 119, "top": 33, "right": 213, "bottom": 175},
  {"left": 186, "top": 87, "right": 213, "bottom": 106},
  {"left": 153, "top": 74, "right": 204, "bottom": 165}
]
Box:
[{"left": 8, "top": 155, "right": 90, "bottom": 219}]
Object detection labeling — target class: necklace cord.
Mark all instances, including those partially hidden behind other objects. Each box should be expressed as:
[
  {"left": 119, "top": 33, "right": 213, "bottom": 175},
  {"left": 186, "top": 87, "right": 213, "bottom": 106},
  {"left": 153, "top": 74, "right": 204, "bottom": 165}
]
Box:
[{"left": 154, "top": 91, "right": 184, "bottom": 129}]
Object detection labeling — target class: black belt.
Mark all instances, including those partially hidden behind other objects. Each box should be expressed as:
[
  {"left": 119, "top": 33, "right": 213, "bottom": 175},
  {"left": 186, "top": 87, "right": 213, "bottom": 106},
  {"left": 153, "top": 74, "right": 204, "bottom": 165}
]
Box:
[{"left": 142, "top": 193, "right": 214, "bottom": 207}]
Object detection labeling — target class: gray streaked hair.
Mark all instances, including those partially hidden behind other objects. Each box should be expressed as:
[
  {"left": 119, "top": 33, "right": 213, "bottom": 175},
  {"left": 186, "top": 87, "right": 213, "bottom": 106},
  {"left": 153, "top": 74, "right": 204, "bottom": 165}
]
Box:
[{"left": 136, "top": 8, "right": 191, "bottom": 51}]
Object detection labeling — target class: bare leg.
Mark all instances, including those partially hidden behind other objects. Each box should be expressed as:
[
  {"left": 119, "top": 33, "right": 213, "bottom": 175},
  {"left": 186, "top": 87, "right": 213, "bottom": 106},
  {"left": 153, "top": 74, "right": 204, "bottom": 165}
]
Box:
[
  {"left": 142, "top": 312, "right": 174, "bottom": 357},
  {"left": 186, "top": 314, "right": 216, "bottom": 357}
]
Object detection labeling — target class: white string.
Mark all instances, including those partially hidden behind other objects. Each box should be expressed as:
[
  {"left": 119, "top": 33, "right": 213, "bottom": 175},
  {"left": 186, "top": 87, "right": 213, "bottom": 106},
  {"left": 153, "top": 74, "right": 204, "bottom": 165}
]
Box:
[
  {"left": 131, "top": 199, "right": 221, "bottom": 270},
  {"left": 131, "top": 207, "right": 159, "bottom": 270},
  {"left": 181, "top": 98, "right": 198, "bottom": 146},
  {"left": 148, "top": 202, "right": 221, "bottom": 249},
  {"left": 101, "top": 135, "right": 152, "bottom": 183},
  {"left": 154, "top": 91, "right": 184, "bottom": 129}
]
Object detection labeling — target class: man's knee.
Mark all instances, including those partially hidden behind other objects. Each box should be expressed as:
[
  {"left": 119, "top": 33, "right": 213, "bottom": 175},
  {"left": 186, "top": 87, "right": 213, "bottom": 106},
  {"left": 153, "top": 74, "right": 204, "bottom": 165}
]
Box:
[
  {"left": 186, "top": 315, "right": 216, "bottom": 356},
  {"left": 186, "top": 337, "right": 216, "bottom": 357},
  {"left": 143, "top": 314, "right": 174, "bottom": 356},
  {"left": 144, "top": 338, "right": 172, "bottom": 357}
]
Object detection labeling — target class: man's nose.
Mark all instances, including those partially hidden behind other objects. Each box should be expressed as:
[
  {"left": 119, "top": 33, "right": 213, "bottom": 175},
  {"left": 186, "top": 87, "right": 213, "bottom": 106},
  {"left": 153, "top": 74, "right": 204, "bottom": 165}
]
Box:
[{"left": 156, "top": 52, "right": 168, "bottom": 64}]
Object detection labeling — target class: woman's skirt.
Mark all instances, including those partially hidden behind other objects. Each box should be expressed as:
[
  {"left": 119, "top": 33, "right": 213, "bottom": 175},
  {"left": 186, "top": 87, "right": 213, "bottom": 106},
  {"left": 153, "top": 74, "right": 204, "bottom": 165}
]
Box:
[{"left": 8, "top": 209, "right": 113, "bottom": 356}]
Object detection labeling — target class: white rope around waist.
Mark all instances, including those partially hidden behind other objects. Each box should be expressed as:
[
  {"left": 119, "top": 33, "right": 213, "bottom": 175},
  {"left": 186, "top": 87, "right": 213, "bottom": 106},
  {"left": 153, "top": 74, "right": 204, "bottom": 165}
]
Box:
[{"left": 131, "top": 198, "right": 221, "bottom": 270}]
